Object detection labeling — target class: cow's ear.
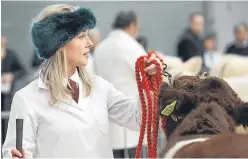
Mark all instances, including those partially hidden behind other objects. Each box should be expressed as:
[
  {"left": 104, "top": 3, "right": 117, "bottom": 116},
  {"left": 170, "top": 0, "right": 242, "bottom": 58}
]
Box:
[{"left": 234, "top": 103, "right": 248, "bottom": 128}]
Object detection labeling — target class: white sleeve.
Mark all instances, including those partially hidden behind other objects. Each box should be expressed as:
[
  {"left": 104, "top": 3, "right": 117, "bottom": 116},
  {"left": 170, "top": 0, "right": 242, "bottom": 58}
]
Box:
[
  {"left": 105, "top": 46, "right": 146, "bottom": 131},
  {"left": 2, "top": 92, "right": 38, "bottom": 158},
  {"left": 122, "top": 45, "right": 146, "bottom": 73},
  {"left": 106, "top": 82, "right": 141, "bottom": 131}
]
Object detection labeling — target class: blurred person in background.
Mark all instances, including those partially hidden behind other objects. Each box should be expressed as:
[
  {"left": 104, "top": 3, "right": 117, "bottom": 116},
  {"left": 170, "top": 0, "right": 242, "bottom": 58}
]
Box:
[
  {"left": 136, "top": 35, "right": 148, "bottom": 52},
  {"left": 177, "top": 12, "right": 205, "bottom": 62},
  {"left": 94, "top": 11, "right": 147, "bottom": 158},
  {"left": 87, "top": 28, "right": 101, "bottom": 74},
  {"left": 203, "top": 32, "right": 222, "bottom": 70},
  {"left": 89, "top": 28, "right": 101, "bottom": 55},
  {"left": 1, "top": 36, "right": 26, "bottom": 143},
  {"left": 225, "top": 22, "right": 248, "bottom": 56}
]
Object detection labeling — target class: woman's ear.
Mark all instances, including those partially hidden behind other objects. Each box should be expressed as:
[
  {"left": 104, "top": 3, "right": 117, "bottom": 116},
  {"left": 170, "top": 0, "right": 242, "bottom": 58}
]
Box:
[{"left": 59, "top": 47, "right": 65, "bottom": 53}]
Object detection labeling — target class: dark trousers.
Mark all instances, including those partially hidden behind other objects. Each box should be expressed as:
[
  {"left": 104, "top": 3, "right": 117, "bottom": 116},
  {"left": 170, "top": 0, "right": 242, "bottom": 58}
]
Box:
[
  {"left": 1, "top": 93, "right": 7, "bottom": 145},
  {"left": 1, "top": 93, "right": 11, "bottom": 145}
]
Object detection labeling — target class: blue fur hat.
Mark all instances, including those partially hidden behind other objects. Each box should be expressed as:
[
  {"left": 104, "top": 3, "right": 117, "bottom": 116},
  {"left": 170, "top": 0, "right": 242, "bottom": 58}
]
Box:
[{"left": 30, "top": 7, "right": 96, "bottom": 60}]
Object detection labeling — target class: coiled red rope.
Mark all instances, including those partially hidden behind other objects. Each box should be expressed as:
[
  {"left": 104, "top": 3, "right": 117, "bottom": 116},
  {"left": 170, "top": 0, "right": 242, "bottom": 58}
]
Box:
[{"left": 135, "top": 51, "right": 164, "bottom": 158}]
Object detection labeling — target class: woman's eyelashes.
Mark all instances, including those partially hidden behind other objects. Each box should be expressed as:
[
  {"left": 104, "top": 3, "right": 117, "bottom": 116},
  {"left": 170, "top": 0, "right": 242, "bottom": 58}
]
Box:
[
  {"left": 79, "top": 35, "right": 85, "bottom": 39},
  {"left": 79, "top": 33, "right": 89, "bottom": 39}
]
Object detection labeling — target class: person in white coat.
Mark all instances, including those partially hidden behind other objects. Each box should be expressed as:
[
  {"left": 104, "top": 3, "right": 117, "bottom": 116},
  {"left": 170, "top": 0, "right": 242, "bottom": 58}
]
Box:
[
  {"left": 86, "top": 28, "right": 101, "bottom": 74},
  {"left": 2, "top": 4, "right": 163, "bottom": 158},
  {"left": 94, "top": 11, "right": 148, "bottom": 158}
]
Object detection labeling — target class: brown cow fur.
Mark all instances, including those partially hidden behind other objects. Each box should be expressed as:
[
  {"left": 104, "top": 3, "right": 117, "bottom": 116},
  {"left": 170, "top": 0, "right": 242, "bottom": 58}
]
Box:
[
  {"left": 158, "top": 75, "right": 248, "bottom": 157},
  {"left": 162, "top": 102, "right": 236, "bottom": 155},
  {"left": 174, "top": 133, "right": 248, "bottom": 158},
  {"left": 158, "top": 75, "right": 248, "bottom": 137}
]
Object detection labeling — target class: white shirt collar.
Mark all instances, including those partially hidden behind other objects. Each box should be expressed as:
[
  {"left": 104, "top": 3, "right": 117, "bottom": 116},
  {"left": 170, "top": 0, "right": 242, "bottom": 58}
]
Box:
[
  {"left": 69, "top": 69, "right": 80, "bottom": 86},
  {"left": 38, "top": 69, "right": 80, "bottom": 90}
]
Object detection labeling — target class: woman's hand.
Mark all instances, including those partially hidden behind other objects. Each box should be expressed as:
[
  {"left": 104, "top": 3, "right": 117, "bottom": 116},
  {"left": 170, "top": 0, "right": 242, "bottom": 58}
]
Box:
[
  {"left": 144, "top": 52, "right": 164, "bottom": 75},
  {"left": 11, "top": 148, "right": 25, "bottom": 159}
]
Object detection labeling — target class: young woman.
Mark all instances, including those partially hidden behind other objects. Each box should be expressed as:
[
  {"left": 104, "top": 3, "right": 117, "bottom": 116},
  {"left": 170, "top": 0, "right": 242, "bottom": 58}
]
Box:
[{"left": 2, "top": 4, "right": 163, "bottom": 158}]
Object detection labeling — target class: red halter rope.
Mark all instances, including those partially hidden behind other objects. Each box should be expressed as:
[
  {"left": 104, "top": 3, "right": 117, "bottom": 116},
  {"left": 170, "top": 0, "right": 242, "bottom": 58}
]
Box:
[{"left": 135, "top": 51, "right": 171, "bottom": 158}]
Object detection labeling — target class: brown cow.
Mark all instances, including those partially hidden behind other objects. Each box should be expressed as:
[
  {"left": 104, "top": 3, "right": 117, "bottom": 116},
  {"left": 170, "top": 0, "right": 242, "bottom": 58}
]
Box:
[{"left": 158, "top": 75, "right": 248, "bottom": 158}]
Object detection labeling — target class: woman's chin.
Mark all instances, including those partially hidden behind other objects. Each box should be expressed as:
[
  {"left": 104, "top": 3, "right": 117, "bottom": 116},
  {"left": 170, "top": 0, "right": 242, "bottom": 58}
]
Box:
[{"left": 77, "top": 61, "right": 88, "bottom": 67}]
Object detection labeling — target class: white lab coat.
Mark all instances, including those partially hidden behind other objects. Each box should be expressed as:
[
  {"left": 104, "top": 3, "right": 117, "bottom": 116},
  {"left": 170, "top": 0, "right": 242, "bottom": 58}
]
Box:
[
  {"left": 94, "top": 29, "right": 147, "bottom": 149},
  {"left": 203, "top": 51, "right": 222, "bottom": 69},
  {"left": 2, "top": 70, "right": 141, "bottom": 158}
]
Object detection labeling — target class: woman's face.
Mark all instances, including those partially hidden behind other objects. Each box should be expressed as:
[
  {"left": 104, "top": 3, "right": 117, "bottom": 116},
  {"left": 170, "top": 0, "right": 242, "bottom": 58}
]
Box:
[{"left": 63, "top": 30, "right": 93, "bottom": 68}]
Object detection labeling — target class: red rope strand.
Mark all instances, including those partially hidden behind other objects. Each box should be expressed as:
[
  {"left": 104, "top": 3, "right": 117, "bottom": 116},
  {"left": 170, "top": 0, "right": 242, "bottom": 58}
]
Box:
[{"left": 135, "top": 51, "right": 165, "bottom": 158}]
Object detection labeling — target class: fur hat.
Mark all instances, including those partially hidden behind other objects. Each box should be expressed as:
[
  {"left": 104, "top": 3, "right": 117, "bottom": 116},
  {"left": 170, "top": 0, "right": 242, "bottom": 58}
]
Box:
[{"left": 30, "top": 7, "right": 96, "bottom": 60}]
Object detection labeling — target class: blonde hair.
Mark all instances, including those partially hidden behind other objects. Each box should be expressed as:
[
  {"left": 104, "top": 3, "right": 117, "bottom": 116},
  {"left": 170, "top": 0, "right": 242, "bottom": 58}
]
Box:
[{"left": 34, "top": 4, "right": 92, "bottom": 105}]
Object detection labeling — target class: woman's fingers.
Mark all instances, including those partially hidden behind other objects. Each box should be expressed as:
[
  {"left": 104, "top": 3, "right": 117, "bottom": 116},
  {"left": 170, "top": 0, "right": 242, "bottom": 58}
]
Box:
[{"left": 11, "top": 149, "right": 22, "bottom": 158}]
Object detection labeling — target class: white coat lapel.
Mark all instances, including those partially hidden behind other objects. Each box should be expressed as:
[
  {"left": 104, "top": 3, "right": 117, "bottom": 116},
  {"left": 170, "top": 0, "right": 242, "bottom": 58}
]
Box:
[{"left": 62, "top": 99, "right": 78, "bottom": 107}]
